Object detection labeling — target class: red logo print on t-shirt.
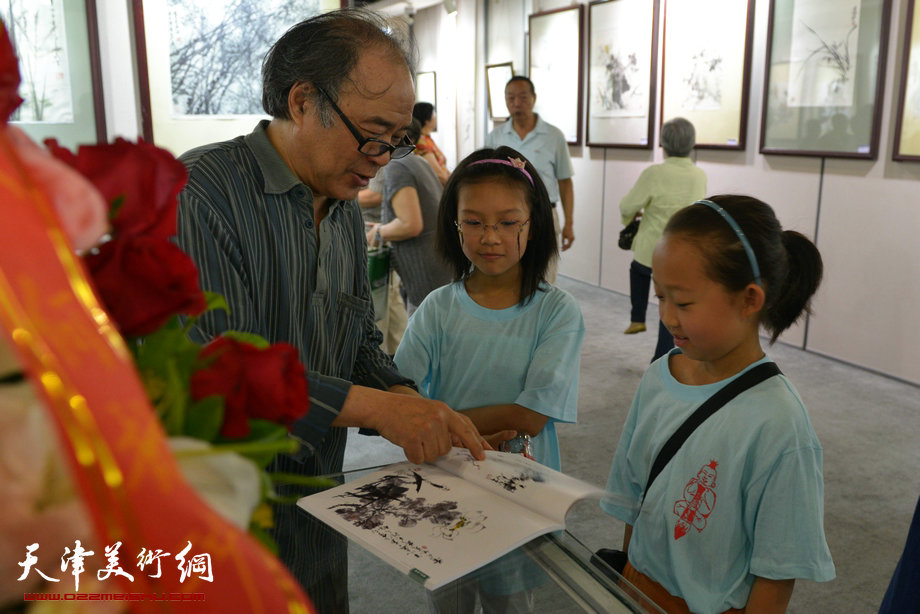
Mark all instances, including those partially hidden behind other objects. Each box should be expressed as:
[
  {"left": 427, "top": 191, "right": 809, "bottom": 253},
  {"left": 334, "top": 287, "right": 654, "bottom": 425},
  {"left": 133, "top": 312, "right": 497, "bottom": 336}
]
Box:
[{"left": 673, "top": 460, "right": 718, "bottom": 540}]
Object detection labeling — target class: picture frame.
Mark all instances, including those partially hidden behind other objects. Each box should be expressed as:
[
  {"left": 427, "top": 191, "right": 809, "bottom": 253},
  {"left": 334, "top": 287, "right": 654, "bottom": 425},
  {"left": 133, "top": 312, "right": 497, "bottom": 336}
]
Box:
[
  {"left": 893, "top": 0, "right": 920, "bottom": 160},
  {"left": 132, "top": 0, "right": 321, "bottom": 156},
  {"left": 3, "top": 0, "right": 106, "bottom": 147},
  {"left": 486, "top": 62, "right": 514, "bottom": 120},
  {"left": 661, "top": 0, "right": 754, "bottom": 150},
  {"left": 586, "top": 0, "right": 659, "bottom": 149},
  {"left": 415, "top": 71, "right": 437, "bottom": 109},
  {"left": 759, "top": 0, "right": 892, "bottom": 159},
  {"left": 529, "top": 5, "right": 584, "bottom": 145}
]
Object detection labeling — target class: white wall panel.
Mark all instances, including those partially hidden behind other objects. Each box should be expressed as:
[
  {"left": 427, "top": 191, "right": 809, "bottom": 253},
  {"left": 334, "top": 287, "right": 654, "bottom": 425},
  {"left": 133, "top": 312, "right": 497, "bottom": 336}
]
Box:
[
  {"left": 808, "top": 167, "right": 920, "bottom": 382},
  {"left": 414, "top": 6, "right": 460, "bottom": 169},
  {"left": 558, "top": 147, "right": 604, "bottom": 285}
]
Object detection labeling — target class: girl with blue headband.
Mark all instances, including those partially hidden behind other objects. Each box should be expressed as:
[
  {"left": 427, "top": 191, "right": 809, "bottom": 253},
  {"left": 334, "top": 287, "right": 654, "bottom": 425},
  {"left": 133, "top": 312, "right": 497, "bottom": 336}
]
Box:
[
  {"left": 395, "top": 146, "right": 585, "bottom": 612},
  {"left": 602, "top": 195, "right": 835, "bottom": 613}
]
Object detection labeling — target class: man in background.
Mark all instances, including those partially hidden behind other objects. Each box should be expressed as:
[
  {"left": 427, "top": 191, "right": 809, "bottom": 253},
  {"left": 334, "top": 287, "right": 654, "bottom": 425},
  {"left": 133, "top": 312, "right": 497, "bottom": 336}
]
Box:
[{"left": 486, "top": 75, "right": 575, "bottom": 283}]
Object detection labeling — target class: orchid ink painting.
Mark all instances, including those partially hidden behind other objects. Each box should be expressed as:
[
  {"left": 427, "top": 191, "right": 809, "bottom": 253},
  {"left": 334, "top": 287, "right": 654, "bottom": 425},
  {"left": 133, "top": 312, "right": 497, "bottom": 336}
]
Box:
[{"left": 788, "top": 2, "right": 860, "bottom": 108}]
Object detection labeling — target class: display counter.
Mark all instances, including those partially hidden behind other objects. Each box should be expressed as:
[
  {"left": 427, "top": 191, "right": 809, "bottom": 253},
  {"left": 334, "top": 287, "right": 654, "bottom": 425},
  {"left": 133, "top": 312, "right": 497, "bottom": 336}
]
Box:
[{"left": 323, "top": 464, "right": 664, "bottom": 613}]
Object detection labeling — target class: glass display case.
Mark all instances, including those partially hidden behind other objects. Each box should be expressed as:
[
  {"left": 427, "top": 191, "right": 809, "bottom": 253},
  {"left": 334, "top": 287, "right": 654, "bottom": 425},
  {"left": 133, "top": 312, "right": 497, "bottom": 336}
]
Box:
[{"left": 329, "top": 465, "right": 664, "bottom": 613}]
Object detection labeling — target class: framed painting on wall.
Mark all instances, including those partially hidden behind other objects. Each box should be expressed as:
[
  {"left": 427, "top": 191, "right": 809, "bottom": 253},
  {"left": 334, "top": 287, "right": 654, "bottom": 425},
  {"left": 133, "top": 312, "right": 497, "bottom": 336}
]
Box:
[
  {"left": 759, "top": 0, "right": 891, "bottom": 158},
  {"left": 586, "top": 0, "right": 659, "bottom": 149},
  {"left": 529, "top": 5, "right": 583, "bottom": 145},
  {"left": 486, "top": 62, "right": 514, "bottom": 120},
  {"left": 893, "top": 0, "right": 920, "bottom": 160},
  {"left": 1, "top": 0, "right": 106, "bottom": 147},
  {"left": 661, "top": 0, "right": 754, "bottom": 150},
  {"left": 132, "top": 0, "right": 322, "bottom": 157},
  {"left": 416, "top": 71, "right": 437, "bottom": 108}
]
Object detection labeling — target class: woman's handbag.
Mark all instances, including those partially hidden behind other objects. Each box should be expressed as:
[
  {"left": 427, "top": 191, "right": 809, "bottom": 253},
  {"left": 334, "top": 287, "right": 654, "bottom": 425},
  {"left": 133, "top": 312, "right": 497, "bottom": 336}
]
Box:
[{"left": 618, "top": 218, "right": 640, "bottom": 250}]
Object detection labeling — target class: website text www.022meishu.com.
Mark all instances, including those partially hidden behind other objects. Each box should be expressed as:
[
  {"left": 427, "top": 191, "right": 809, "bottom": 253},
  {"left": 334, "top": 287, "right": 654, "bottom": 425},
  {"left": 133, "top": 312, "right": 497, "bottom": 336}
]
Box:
[{"left": 24, "top": 593, "right": 206, "bottom": 602}]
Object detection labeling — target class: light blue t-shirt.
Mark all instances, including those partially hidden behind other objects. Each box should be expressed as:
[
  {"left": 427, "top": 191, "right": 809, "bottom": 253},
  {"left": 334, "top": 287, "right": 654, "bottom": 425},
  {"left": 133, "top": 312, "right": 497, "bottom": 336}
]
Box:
[
  {"left": 394, "top": 281, "right": 584, "bottom": 471},
  {"left": 485, "top": 115, "right": 573, "bottom": 204},
  {"left": 602, "top": 351, "right": 835, "bottom": 614}
]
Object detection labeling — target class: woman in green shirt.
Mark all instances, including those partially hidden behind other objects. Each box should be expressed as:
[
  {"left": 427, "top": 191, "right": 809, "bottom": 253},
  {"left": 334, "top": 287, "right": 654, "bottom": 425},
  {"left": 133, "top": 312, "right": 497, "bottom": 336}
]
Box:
[{"left": 619, "top": 117, "right": 707, "bottom": 361}]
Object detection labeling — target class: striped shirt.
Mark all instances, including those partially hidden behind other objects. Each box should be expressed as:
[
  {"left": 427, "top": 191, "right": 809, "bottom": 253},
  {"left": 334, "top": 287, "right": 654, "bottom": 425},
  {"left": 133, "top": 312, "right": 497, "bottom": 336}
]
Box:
[{"left": 176, "top": 120, "right": 412, "bottom": 605}]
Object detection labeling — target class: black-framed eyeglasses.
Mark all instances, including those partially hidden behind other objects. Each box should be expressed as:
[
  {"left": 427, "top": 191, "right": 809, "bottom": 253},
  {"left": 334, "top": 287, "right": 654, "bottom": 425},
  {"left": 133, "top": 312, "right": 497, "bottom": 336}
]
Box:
[{"left": 316, "top": 87, "right": 415, "bottom": 159}]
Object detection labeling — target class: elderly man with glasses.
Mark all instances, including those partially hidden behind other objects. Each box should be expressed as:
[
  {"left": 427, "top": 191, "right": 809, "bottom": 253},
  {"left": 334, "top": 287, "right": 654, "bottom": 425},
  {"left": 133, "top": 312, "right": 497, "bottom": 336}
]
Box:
[{"left": 175, "top": 10, "right": 492, "bottom": 611}]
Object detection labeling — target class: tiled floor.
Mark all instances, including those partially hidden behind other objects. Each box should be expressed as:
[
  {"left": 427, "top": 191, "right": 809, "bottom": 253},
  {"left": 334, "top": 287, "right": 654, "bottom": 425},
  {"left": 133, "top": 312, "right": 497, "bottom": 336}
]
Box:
[{"left": 344, "top": 276, "right": 920, "bottom": 613}]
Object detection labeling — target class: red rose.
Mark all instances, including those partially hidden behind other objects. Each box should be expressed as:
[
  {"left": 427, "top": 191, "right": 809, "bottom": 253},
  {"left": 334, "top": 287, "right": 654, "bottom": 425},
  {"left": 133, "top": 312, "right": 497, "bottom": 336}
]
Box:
[
  {"left": 191, "top": 338, "right": 308, "bottom": 438},
  {"left": 45, "top": 138, "right": 187, "bottom": 240},
  {"left": 0, "top": 24, "right": 22, "bottom": 124},
  {"left": 84, "top": 234, "right": 206, "bottom": 336}
]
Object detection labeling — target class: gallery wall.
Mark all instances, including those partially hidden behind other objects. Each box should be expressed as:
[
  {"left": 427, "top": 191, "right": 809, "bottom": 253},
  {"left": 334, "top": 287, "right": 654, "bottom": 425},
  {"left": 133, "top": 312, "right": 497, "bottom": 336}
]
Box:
[
  {"left": 463, "top": 0, "right": 920, "bottom": 386},
  {"left": 87, "top": 0, "right": 919, "bottom": 386}
]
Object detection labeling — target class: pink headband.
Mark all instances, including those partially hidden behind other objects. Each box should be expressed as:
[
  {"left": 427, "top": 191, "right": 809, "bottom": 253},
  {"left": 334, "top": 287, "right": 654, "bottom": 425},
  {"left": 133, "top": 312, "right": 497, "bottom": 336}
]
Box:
[{"left": 468, "top": 157, "right": 534, "bottom": 186}]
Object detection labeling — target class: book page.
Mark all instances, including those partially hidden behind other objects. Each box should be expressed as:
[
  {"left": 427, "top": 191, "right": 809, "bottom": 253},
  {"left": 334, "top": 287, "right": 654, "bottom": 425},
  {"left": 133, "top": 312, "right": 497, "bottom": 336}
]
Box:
[
  {"left": 298, "top": 461, "right": 564, "bottom": 590},
  {"left": 433, "top": 448, "right": 606, "bottom": 525}
]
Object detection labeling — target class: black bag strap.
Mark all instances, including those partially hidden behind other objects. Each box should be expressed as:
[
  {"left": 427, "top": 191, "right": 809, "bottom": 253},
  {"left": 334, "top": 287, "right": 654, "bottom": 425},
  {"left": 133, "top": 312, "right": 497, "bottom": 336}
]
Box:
[{"left": 642, "top": 362, "right": 782, "bottom": 502}]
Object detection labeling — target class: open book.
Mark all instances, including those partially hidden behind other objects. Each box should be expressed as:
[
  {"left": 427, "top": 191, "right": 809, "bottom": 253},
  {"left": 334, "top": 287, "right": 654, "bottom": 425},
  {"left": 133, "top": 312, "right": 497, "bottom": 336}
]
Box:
[{"left": 298, "top": 447, "right": 605, "bottom": 590}]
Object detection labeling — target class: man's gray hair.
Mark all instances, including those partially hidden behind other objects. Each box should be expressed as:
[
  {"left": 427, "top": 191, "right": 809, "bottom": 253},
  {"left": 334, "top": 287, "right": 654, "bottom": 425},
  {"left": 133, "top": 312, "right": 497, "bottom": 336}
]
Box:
[
  {"left": 660, "top": 117, "right": 696, "bottom": 157},
  {"left": 261, "top": 9, "right": 417, "bottom": 125}
]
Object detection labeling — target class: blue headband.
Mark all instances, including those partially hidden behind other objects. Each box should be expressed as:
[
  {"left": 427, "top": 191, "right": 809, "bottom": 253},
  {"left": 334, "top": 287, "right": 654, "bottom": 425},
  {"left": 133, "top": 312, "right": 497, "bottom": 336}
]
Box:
[{"left": 694, "top": 199, "right": 762, "bottom": 287}]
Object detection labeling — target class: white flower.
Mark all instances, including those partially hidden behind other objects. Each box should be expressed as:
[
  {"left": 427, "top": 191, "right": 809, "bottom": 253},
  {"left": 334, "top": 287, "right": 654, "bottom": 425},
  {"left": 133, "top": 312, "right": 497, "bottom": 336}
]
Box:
[{"left": 168, "top": 437, "right": 261, "bottom": 529}]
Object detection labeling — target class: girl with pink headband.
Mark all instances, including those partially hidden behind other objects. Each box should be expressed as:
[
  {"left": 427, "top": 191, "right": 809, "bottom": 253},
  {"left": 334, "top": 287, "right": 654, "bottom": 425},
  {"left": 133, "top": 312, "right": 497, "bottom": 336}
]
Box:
[{"left": 395, "top": 147, "right": 585, "bottom": 612}]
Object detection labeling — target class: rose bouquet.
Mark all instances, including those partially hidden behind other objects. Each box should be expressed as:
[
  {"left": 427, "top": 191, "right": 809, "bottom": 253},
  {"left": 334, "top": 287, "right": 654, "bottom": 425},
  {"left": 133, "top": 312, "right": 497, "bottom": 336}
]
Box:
[
  {"left": 2, "top": 23, "right": 326, "bottom": 552},
  {"left": 42, "top": 133, "right": 328, "bottom": 550},
  {"left": 1, "top": 21, "right": 317, "bottom": 611}
]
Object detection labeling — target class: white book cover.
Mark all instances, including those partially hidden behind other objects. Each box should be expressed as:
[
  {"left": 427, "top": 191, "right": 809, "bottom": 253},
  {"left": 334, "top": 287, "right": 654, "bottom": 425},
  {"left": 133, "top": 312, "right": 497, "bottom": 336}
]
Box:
[{"left": 297, "top": 448, "right": 605, "bottom": 590}]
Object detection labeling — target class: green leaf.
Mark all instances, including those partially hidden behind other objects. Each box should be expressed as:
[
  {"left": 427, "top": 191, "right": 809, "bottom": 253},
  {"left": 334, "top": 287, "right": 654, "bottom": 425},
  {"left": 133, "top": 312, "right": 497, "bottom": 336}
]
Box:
[
  {"left": 184, "top": 292, "right": 230, "bottom": 331},
  {"left": 136, "top": 317, "right": 200, "bottom": 380},
  {"left": 132, "top": 316, "right": 203, "bottom": 433},
  {"left": 216, "top": 420, "right": 295, "bottom": 468},
  {"left": 242, "top": 419, "right": 291, "bottom": 441},
  {"left": 220, "top": 330, "right": 271, "bottom": 349},
  {"left": 258, "top": 467, "right": 275, "bottom": 499},
  {"left": 184, "top": 396, "right": 224, "bottom": 441},
  {"left": 160, "top": 357, "right": 188, "bottom": 436},
  {"left": 203, "top": 291, "right": 229, "bottom": 314}
]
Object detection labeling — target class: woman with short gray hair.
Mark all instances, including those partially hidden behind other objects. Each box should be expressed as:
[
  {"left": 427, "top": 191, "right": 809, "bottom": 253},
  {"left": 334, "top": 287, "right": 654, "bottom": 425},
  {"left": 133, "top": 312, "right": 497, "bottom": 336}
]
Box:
[
  {"left": 660, "top": 116, "right": 696, "bottom": 157},
  {"left": 618, "top": 117, "right": 707, "bottom": 362}
]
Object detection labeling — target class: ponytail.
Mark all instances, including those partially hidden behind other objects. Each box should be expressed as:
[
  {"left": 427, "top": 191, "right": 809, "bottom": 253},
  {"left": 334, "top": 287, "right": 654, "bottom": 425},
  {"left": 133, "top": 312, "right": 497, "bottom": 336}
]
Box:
[
  {"left": 664, "top": 195, "right": 824, "bottom": 344},
  {"left": 763, "top": 230, "right": 823, "bottom": 342}
]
